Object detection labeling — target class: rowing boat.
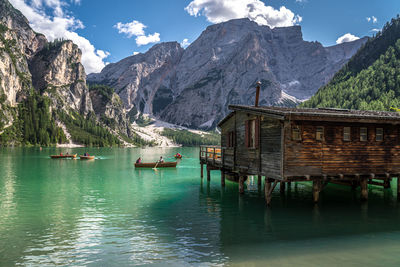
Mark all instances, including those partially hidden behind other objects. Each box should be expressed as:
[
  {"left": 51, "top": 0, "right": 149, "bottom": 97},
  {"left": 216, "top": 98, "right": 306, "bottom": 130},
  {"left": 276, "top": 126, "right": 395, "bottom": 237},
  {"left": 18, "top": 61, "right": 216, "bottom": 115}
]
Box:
[
  {"left": 50, "top": 154, "right": 77, "bottom": 159},
  {"left": 134, "top": 162, "right": 177, "bottom": 168},
  {"left": 79, "top": 155, "right": 95, "bottom": 160}
]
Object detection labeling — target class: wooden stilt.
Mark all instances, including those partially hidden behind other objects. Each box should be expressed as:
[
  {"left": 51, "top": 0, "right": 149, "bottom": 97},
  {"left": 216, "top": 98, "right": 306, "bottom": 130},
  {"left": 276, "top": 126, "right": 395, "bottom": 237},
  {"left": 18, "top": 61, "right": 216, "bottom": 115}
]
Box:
[
  {"left": 265, "top": 177, "right": 271, "bottom": 206},
  {"left": 258, "top": 175, "right": 262, "bottom": 187},
  {"left": 221, "top": 171, "right": 225, "bottom": 187},
  {"left": 397, "top": 176, "right": 400, "bottom": 200},
  {"left": 239, "top": 175, "right": 245, "bottom": 194},
  {"left": 313, "top": 179, "right": 321, "bottom": 203},
  {"left": 200, "top": 163, "right": 204, "bottom": 178},
  {"left": 280, "top": 181, "right": 285, "bottom": 194},
  {"left": 360, "top": 178, "right": 368, "bottom": 201},
  {"left": 207, "top": 166, "right": 211, "bottom": 181},
  {"left": 287, "top": 182, "right": 291, "bottom": 187}
]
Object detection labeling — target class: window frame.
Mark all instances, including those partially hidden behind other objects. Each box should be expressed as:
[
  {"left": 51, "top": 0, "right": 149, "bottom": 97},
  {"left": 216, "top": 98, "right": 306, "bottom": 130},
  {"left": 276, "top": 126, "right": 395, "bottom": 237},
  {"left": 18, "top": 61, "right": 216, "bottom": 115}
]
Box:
[
  {"left": 292, "top": 126, "right": 302, "bottom": 141},
  {"left": 343, "top": 127, "right": 351, "bottom": 141},
  {"left": 376, "top": 127, "right": 383, "bottom": 142},
  {"left": 360, "top": 127, "right": 368, "bottom": 142},
  {"left": 316, "top": 126, "right": 324, "bottom": 141},
  {"left": 245, "top": 118, "right": 259, "bottom": 148},
  {"left": 226, "top": 131, "right": 235, "bottom": 148}
]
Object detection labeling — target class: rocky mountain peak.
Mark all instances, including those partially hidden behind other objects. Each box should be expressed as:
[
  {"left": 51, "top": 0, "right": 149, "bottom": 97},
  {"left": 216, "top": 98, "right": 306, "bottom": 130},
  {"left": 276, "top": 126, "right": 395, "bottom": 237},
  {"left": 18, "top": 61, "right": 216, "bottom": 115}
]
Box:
[{"left": 88, "top": 18, "right": 367, "bottom": 129}]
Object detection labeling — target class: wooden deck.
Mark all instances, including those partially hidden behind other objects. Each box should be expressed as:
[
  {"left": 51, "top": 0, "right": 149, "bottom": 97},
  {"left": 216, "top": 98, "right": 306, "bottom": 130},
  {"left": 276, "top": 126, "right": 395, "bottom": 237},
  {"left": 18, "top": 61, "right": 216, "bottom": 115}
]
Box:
[{"left": 199, "top": 144, "right": 400, "bottom": 206}]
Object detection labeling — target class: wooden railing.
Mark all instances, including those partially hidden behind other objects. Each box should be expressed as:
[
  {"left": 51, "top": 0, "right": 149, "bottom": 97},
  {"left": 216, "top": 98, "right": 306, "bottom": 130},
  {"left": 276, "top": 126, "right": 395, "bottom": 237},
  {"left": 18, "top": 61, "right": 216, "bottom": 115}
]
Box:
[{"left": 200, "top": 145, "right": 222, "bottom": 166}]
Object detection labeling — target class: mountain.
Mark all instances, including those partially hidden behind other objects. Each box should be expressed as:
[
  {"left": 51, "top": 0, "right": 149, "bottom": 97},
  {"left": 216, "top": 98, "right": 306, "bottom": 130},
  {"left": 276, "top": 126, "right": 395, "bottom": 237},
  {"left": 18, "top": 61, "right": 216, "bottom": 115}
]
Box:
[
  {"left": 302, "top": 15, "right": 400, "bottom": 111},
  {"left": 0, "top": 0, "right": 141, "bottom": 146},
  {"left": 88, "top": 18, "right": 367, "bottom": 129}
]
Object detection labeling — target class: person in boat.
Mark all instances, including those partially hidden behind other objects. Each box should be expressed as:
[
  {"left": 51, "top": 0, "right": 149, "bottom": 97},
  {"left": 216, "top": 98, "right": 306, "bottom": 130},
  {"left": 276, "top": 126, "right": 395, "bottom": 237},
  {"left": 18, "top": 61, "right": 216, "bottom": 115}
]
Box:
[
  {"left": 159, "top": 156, "right": 164, "bottom": 163},
  {"left": 60, "top": 152, "right": 63, "bottom": 156},
  {"left": 176, "top": 153, "right": 181, "bottom": 158},
  {"left": 136, "top": 157, "right": 142, "bottom": 164}
]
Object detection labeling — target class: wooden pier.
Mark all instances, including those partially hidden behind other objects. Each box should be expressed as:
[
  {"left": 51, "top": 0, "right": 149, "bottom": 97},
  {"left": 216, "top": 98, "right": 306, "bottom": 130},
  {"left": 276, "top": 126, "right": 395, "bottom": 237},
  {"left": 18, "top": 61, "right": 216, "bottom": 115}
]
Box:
[{"left": 200, "top": 105, "right": 400, "bottom": 206}]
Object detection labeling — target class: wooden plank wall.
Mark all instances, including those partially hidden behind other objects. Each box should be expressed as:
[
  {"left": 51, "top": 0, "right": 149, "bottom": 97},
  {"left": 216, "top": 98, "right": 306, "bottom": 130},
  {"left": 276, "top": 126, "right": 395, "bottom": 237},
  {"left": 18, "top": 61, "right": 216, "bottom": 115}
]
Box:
[
  {"left": 221, "top": 115, "right": 235, "bottom": 169},
  {"left": 284, "top": 120, "right": 400, "bottom": 177},
  {"left": 220, "top": 112, "right": 283, "bottom": 178},
  {"left": 235, "top": 112, "right": 259, "bottom": 174},
  {"left": 260, "top": 117, "right": 282, "bottom": 179}
]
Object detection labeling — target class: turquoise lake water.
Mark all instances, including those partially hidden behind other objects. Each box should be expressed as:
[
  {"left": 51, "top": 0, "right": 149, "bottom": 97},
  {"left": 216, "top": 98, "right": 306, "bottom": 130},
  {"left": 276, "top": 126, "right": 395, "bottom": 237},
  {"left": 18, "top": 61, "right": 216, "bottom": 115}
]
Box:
[{"left": 1, "top": 147, "right": 400, "bottom": 266}]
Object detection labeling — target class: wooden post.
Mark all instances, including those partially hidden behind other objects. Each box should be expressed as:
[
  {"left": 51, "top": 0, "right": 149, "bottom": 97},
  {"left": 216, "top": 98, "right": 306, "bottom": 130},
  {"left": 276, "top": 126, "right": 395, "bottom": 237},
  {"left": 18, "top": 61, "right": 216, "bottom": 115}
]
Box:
[
  {"left": 287, "top": 182, "right": 291, "bottom": 187},
  {"left": 397, "top": 176, "right": 400, "bottom": 200},
  {"left": 312, "top": 179, "right": 321, "bottom": 203},
  {"left": 384, "top": 173, "right": 391, "bottom": 189},
  {"left": 280, "top": 181, "right": 285, "bottom": 194},
  {"left": 239, "top": 175, "right": 245, "bottom": 194},
  {"left": 360, "top": 178, "right": 368, "bottom": 201},
  {"left": 258, "top": 175, "right": 262, "bottom": 187},
  {"left": 265, "top": 177, "right": 271, "bottom": 206},
  {"left": 200, "top": 163, "right": 204, "bottom": 178},
  {"left": 207, "top": 166, "right": 211, "bottom": 181},
  {"left": 221, "top": 171, "right": 225, "bottom": 187}
]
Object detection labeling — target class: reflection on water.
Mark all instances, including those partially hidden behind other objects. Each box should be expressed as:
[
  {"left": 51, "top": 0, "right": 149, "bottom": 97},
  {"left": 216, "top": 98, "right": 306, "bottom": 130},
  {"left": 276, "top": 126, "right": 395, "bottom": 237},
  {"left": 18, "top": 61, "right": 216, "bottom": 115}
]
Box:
[{"left": 1, "top": 147, "right": 400, "bottom": 266}]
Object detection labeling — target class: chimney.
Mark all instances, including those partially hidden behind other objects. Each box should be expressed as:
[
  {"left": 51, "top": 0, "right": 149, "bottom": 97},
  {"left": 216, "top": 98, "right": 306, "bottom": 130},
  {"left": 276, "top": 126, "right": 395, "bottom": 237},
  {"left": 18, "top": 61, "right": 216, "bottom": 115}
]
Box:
[{"left": 254, "top": 81, "right": 261, "bottom": 107}]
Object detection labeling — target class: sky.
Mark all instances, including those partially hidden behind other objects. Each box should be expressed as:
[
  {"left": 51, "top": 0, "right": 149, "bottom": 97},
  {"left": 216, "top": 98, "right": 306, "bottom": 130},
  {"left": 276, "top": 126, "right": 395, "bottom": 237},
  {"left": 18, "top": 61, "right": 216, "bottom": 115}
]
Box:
[{"left": 8, "top": 0, "right": 400, "bottom": 74}]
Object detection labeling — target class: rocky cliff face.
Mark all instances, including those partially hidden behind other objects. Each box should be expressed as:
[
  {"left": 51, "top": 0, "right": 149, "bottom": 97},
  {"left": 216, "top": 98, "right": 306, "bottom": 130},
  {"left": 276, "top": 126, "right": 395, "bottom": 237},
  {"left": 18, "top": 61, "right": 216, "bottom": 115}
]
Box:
[
  {"left": 89, "top": 85, "right": 132, "bottom": 137},
  {"left": 89, "top": 18, "right": 367, "bottom": 129},
  {"left": 88, "top": 42, "right": 184, "bottom": 114},
  {"left": 29, "top": 40, "right": 93, "bottom": 114},
  {"left": 0, "top": 0, "right": 46, "bottom": 129}
]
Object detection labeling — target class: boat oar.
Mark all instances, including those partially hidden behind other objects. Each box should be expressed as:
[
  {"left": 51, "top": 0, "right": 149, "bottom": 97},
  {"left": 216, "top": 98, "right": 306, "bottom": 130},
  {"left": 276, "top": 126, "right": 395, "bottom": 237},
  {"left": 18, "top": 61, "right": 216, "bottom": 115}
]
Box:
[{"left": 153, "top": 160, "right": 159, "bottom": 171}]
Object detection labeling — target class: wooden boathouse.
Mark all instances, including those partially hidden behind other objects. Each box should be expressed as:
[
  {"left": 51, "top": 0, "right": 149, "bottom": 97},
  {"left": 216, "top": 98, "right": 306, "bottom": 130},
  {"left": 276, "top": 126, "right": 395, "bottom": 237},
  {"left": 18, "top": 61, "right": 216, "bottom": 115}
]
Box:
[{"left": 200, "top": 105, "right": 400, "bottom": 205}]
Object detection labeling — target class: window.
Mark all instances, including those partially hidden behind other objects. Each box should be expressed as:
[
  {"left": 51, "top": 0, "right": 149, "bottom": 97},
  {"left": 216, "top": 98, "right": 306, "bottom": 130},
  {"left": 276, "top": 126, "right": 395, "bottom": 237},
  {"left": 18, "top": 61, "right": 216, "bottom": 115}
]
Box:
[
  {"left": 376, "top": 128, "right": 383, "bottom": 141},
  {"left": 316, "top": 126, "right": 324, "bottom": 141},
  {"left": 227, "top": 131, "right": 235, "bottom": 147},
  {"left": 343, "top": 127, "right": 351, "bottom": 141},
  {"left": 292, "top": 126, "right": 301, "bottom": 141},
  {"left": 360, "top": 127, "right": 368, "bottom": 141},
  {"left": 245, "top": 119, "right": 259, "bottom": 148}
]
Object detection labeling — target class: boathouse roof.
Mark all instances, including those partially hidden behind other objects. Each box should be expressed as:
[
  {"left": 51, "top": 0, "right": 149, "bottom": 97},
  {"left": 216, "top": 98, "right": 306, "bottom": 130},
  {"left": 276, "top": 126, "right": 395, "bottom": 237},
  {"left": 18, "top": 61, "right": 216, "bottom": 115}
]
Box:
[{"left": 218, "top": 105, "right": 400, "bottom": 127}]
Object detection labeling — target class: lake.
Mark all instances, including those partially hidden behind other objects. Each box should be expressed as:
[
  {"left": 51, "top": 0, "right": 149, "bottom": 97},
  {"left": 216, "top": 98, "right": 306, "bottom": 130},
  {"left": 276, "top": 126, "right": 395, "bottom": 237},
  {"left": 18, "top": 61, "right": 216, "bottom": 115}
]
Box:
[{"left": 1, "top": 147, "right": 400, "bottom": 266}]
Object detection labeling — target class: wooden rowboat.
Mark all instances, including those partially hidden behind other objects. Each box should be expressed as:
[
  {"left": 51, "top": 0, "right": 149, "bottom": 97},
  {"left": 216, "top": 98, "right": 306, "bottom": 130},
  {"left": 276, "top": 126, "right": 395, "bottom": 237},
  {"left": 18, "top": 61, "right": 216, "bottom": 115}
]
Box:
[
  {"left": 80, "top": 155, "right": 95, "bottom": 160},
  {"left": 134, "top": 162, "right": 177, "bottom": 168},
  {"left": 50, "top": 154, "right": 77, "bottom": 159}
]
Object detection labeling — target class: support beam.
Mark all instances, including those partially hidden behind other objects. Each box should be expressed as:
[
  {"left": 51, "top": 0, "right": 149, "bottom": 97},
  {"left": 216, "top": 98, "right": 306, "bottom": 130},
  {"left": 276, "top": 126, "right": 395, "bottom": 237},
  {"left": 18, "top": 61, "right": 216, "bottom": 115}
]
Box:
[
  {"left": 239, "top": 175, "right": 245, "bottom": 194},
  {"left": 200, "top": 163, "right": 204, "bottom": 178},
  {"left": 258, "top": 175, "right": 262, "bottom": 188},
  {"left": 221, "top": 171, "right": 225, "bottom": 187},
  {"left": 360, "top": 178, "right": 368, "bottom": 201},
  {"left": 397, "top": 176, "right": 400, "bottom": 200},
  {"left": 207, "top": 166, "right": 211, "bottom": 181},
  {"left": 280, "top": 181, "right": 286, "bottom": 194},
  {"left": 313, "top": 179, "right": 321, "bottom": 203},
  {"left": 265, "top": 177, "right": 271, "bottom": 206}
]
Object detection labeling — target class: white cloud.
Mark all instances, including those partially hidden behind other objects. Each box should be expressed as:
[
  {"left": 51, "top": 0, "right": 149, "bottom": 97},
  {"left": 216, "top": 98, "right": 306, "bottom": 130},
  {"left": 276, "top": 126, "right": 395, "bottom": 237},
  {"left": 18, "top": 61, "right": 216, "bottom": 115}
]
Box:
[
  {"left": 133, "top": 51, "right": 140, "bottom": 55},
  {"left": 181, "top": 38, "right": 190, "bottom": 48},
  {"left": 185, "top": 0, "right": 302, "bottom": 28},
  {"left": 336, "top": 33, "right": 360, "bottom": 44},
  {"left": 135, "top": 32, "right": 160, "bottom": 46},
  {"left": 370, "top": 28, "right": 381, "bottom": 32},
  {"left": 114, "top": 20, "right": 146, "bottom": 37},
  {"left": 9, "top": 0, "right": 108, "bottom": 74},
  {"left": 114, "top": 19, "right": 160, "bottom": 46},
  {"left": 366, "top": 16, "right": 378, "bottom": 23}
]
